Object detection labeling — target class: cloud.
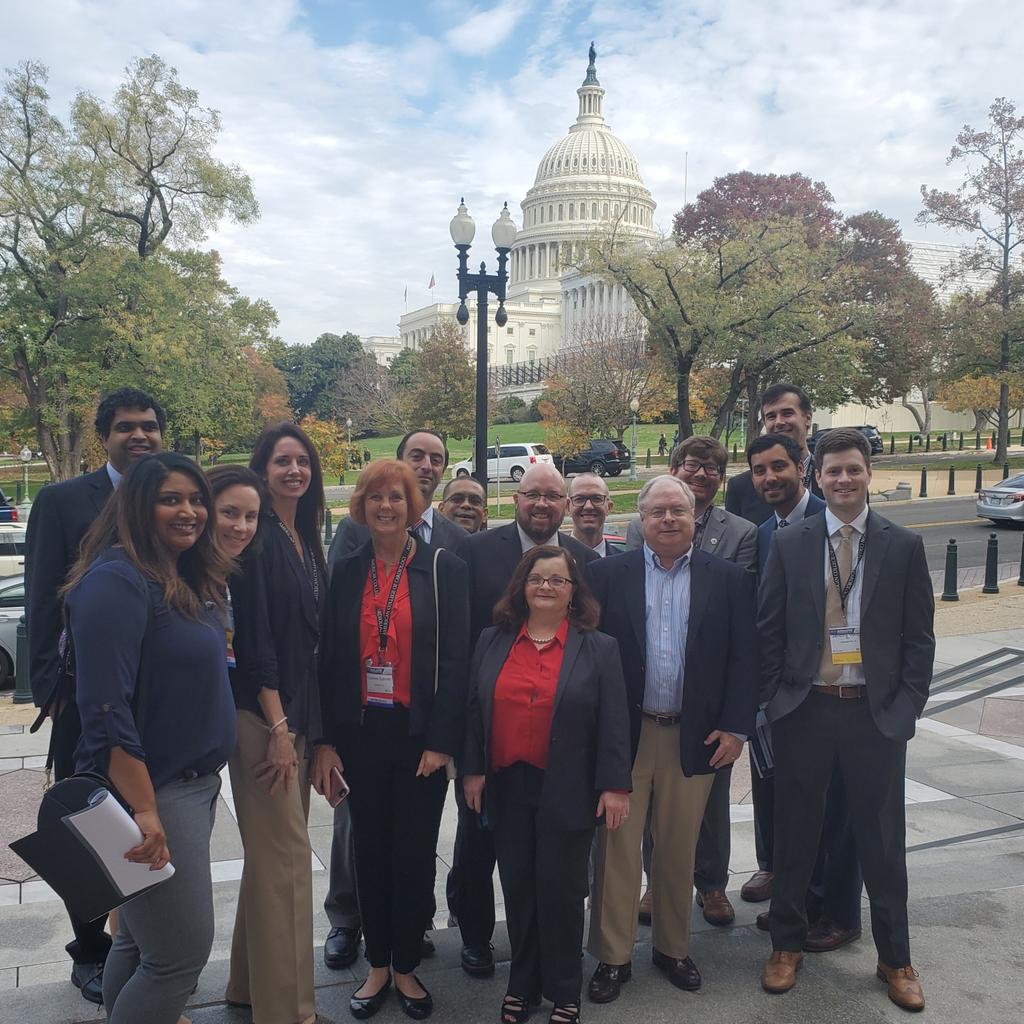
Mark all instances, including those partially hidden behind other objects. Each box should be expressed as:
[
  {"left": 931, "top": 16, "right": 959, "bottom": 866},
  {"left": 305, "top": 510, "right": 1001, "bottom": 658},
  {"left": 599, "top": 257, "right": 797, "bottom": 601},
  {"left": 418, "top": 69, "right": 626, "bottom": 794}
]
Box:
[{"left": 446, "top": 1, "right": 530, "bottom": 55}]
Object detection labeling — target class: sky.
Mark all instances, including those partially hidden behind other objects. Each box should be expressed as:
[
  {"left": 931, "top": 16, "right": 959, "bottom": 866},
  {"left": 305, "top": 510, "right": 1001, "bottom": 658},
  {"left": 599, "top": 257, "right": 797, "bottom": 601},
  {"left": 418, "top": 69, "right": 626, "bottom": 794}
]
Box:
[{"left": 2, "top": 0, "right": 1021, "bottom": 344}]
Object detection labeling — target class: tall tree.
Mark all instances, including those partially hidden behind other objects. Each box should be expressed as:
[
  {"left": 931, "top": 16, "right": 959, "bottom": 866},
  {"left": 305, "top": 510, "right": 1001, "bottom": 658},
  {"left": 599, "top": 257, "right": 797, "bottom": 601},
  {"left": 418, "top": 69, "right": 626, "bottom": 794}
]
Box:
[
  {"left": 405, "top": 319, "right": 475, "bottom": 441},
  {"left": 919, "top": 97, "right": 1024, "bottom": 462},
  {"left": 332, "top": 350, "right": 412, "bottom": 436},
  {"left": 275, "top": 331, "right": 364, "bottom": 421}
]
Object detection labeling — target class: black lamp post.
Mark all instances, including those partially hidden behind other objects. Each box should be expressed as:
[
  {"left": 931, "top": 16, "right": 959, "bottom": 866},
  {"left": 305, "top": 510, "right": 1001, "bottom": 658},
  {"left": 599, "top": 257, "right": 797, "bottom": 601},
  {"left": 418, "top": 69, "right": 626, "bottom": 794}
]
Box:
[{"left": 450, "top": 199, "right": 517, "bottom": 490}]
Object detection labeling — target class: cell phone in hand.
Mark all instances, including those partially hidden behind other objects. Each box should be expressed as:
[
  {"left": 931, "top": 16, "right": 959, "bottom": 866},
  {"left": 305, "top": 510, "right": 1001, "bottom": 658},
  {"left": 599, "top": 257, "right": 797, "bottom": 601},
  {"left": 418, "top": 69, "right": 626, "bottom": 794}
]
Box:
[{"left": 328, "top": 766, "right": 350, "bottom": 808}]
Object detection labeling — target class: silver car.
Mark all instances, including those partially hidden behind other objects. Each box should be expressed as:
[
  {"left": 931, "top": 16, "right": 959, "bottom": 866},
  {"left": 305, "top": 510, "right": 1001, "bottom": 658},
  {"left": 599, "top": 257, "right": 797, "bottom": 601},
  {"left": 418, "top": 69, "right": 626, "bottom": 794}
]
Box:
[
  {"left": 0, "top": 574, "right": 24, "bottom": 689},
  {"left": 977, "top": 473, "right": 1024, "bottom": 526}
]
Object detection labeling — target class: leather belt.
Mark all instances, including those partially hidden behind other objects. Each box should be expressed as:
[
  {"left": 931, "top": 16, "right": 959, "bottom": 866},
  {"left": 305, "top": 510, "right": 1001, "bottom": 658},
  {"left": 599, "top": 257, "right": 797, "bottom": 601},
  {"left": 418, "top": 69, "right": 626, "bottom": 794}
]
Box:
[
  {"left": 814, "top": 683, "right": 866, "bottom": 700},
  {"left": 642, "top": 711, "right": 682, "bottom": 726}
]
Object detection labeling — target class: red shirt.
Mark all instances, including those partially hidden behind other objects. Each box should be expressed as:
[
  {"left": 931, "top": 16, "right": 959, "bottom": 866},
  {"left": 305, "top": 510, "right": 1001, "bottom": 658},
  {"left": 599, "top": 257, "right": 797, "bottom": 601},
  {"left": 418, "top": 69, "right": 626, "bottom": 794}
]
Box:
[
  {"left": 359, "top": 559, "right": 413, "bottom": 708},
  {"left": 490, "top": 619, "right": 569, "bottom": 772}
]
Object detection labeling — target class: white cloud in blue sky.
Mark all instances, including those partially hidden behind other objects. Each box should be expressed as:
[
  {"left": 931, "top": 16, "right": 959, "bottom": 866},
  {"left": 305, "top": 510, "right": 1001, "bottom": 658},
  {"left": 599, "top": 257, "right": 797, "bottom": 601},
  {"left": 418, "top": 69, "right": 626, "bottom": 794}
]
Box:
[{"left": 2, "top": 0, "right": 1021, "bottom": 343}]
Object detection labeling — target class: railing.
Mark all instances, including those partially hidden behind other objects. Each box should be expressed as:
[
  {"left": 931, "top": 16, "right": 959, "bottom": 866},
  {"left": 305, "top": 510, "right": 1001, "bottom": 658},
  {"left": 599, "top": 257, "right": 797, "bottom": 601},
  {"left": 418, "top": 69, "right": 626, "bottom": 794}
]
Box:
[{"left": 488, "top": 355, "right": 566, "bottom": 389}]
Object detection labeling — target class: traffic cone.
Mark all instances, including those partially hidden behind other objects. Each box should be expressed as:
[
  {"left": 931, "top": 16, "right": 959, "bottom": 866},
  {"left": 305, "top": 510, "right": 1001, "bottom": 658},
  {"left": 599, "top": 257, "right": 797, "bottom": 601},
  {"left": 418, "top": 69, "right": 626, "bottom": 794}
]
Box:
[{"left": 986, "top": 436, "right": 993, "bottom": 450}]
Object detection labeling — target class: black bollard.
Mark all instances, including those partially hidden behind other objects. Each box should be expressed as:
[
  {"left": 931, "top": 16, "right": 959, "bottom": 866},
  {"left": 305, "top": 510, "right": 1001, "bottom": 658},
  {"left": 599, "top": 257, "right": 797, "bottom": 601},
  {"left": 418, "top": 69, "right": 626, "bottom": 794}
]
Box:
[
  {"left": 983, "top": 533, "right": 1000, "bottom": 594},
  {"left": 947, "top": 465, "right": 956, "bottom": 495},
  {"left": 958, "top": 432, "right": 964, "bottom": 451},
  {"left": 942, "top": 433, "right": 948, "bottom": 452},
  {"left": 645, "top": 448, "right": 651, "bottom": 469},
  {"left": 925, "top": 433, "right": 931, "bottom": 452},
  {"left": 12, "top": 614, "right": 33, "bottom": 704},
  {"left": 732, "top": 443, "right": 738, "bottom": 463},
  {"left": 976, "top": 430, "right": 981, "bottom": 450},
  {"left": 325, "top": 508, "right": 333, "bottom": 543},
  {"left": 907, "top": 435, "right": 914, "bottom": 454},
  {"left": 1018, "top": 533, "right": 1024, "bottom": 588},
  {"left": 941, "top": 539, "right": 959, "bottom": 602},
  {"left": 992, "top": 430, "right": 997, "bottom": 448},
  {"left": 1004, "top": 462, "right": 1010, "bottom": 480},
  {"left": 919, "top": 466, "right": 928, "bottom": 497},
  {"left": 975, "top": 463, "right": 983, "bottom": 493},
  {"left": 889, "top": 434, "right": 895, "bottom": 455}
]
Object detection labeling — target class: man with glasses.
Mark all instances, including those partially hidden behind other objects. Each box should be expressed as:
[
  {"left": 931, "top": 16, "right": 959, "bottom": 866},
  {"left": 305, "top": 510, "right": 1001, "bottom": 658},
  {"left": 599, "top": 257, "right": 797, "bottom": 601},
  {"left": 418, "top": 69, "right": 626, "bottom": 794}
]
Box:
[
  {"left": 439, "top": 476, "right": 488, "bottom": 534},
  {"left": 449, "top": 463, "right": 599, "bottom": 978},
  {"left": 626, "top": 437, "right": 756, "bottom": 927},
  {"left": 586, "top": 476, "right": 757, "bottom": 1004},
  {"left": 568, "top": 473, "right": 613, "bottom": 555}
]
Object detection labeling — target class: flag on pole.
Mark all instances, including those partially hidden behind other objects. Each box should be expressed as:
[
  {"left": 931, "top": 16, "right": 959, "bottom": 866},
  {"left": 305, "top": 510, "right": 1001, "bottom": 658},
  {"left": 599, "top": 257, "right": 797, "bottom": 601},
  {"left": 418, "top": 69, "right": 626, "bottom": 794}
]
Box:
[
  {"left": 404, "top": 285, "right": 408, "bottom": 303},
  {"left": 428, "top": 273, "right": 436, "bottom": 290}
]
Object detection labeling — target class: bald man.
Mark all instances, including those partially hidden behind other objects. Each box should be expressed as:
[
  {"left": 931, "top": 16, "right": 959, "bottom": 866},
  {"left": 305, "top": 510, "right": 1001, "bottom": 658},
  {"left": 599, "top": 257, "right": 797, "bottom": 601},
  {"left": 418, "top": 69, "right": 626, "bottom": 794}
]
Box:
[{"left": 569, "top": 473, "right": 613, "bottom": 555}]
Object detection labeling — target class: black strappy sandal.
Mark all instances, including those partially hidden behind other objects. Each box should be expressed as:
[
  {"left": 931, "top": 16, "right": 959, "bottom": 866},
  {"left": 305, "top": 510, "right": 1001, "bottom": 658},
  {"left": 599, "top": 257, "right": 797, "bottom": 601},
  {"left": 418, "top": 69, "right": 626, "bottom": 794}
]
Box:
[
  {"left": 501, "top": 994, "right": 531, "bottom": 1023},
  {"left": 549, "top": 1003, "right": 580, "bottom": 1024}
]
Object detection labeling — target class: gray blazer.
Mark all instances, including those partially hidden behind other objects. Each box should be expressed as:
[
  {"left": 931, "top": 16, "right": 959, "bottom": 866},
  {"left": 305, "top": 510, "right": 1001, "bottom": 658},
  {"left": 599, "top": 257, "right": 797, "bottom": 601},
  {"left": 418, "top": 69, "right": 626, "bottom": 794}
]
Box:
[
  {"left": 757, "top": 510, "right": 935, "bottom": 742},
  {"left": 461, "top": 624, "right": 633, "bottom": 831},
  {"left": 625, "top": 506, "right": 757, "bottom": 572}
]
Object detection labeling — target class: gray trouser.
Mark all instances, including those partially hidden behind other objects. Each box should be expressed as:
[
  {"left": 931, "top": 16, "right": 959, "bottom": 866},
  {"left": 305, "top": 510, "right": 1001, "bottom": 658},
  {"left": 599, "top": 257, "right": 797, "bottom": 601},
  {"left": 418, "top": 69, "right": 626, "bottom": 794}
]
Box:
[
  {"left": 325, "top": 799, "right": 361, "bottom": 929},
  {"left": 643, "top": 765, "right": 732, "bottom": 892},
  {"left": 102, "top": 772, "right": 221, "bottom": 1024}
]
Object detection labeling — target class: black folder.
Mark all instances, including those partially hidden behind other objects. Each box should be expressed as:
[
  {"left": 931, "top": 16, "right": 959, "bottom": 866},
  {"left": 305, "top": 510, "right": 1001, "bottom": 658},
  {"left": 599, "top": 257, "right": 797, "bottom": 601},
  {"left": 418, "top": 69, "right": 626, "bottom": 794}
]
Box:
[
  {"left": 748, "top": 708, "right": 775, "bottom": 780},
  {"left": 8, "top": 773, "right": 168, "bottom": 922}
]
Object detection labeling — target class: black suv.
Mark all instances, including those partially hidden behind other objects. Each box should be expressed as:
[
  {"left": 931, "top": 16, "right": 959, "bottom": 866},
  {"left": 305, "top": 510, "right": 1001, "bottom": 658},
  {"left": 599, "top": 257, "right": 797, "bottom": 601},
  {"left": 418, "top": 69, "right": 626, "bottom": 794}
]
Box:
[
  {"left": 807, "top": 425, "right": 884, "bottom": 457},
  {"left": 555, "top": 438, "right": 631, "bottom": 477},
  {"left": 0, "top": 488, "right": 16, "bottom": 523}
]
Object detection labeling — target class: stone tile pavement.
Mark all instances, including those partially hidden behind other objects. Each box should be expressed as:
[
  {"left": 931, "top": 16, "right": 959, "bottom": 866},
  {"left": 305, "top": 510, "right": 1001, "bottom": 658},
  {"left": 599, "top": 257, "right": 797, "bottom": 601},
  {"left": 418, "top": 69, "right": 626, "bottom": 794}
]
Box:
[{"left": 1, "top": 614, "right": 1023, "bottom": 1023}]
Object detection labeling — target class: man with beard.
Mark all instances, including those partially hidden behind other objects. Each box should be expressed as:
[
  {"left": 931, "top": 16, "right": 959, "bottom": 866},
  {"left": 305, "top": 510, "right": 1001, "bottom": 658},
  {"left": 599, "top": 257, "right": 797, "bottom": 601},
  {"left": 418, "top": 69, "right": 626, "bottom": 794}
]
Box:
[{"left": 439, "top": 476, "right": 488, "bottom": 534}]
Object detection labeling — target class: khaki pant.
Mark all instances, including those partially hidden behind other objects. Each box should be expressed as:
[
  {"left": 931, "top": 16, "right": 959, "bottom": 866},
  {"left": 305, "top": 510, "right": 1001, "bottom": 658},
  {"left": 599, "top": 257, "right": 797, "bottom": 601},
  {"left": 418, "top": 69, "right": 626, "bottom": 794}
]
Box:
[
  {"left": 226, "top": 710, "right": 315, "bottom": 1024},
  {"left": 588, "top": 718, "right": 714, "bottom": 964}
]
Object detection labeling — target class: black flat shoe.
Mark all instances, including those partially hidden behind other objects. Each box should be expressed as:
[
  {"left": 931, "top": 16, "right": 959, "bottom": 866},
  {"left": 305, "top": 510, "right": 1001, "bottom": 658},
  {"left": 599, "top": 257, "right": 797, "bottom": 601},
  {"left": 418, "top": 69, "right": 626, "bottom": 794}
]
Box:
[
  {"left": 326, "top": 926, "right": 362, "bottom": 970},
  {"left": 71, "top": 962, "right": 104, "bottom": 1005},
  {"left": 396, "top": 975, "right": 433, "bottom": 1020},
  {"left": 350, "top": 975, "right": 391, "bottom": 1019}
]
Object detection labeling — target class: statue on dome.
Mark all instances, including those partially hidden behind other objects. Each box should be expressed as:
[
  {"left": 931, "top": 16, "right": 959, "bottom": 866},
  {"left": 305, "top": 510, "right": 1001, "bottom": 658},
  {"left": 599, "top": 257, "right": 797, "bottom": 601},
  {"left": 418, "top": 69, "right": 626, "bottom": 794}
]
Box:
[{"left": 588, "top": 41, "right": 596, "bottom": 68}]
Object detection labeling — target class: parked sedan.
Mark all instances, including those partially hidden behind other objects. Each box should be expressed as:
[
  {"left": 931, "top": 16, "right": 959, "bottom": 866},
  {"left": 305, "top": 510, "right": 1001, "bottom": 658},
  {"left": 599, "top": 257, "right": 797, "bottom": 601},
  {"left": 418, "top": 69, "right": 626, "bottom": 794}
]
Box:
[
  {"left": 0, "top": 574, "right": 24, "bottom": 689},
  {"left": 977, "top": 473, "right": 1024, "bottom": 526},
  {"left": 0, "top": 523, "right": 27, "bottom": 577}
]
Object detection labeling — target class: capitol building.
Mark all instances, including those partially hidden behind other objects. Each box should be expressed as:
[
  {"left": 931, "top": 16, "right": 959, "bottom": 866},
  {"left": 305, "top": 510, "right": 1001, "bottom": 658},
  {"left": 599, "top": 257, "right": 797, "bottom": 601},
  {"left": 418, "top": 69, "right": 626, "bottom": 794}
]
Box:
[{"left": 390, "top": 46, "right": 656, "bottom": 381}]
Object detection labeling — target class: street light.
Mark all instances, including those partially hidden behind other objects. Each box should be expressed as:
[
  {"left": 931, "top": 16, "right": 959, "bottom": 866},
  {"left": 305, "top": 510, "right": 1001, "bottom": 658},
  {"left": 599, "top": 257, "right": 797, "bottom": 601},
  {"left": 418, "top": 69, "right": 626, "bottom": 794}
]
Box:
[
  {"left": 629, "top": 397, "right": 640, "bottom": 481},
  {"left": 450, "top": 198, "right": 517, "bottom": 490}
]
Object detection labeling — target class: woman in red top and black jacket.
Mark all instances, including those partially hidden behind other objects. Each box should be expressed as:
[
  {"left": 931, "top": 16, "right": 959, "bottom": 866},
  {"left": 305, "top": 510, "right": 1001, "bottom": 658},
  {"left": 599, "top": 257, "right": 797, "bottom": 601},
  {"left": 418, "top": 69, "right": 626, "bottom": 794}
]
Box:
[
  {"left": 462, "top": 545, "right": 633, "bottom": 1024},
  {"left": 321, "top": 459, "right": 469, "bottom": 1021}
]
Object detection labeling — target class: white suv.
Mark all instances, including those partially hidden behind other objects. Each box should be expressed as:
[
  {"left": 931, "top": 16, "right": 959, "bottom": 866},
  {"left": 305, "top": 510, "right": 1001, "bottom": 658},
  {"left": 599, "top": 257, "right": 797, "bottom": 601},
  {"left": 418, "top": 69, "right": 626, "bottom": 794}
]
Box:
[
  {"left": 450, "top": 443, "right": 554, "bottom": 483},
  {"left": 0, "top": 523, "right": 27, "bottom": 577}
]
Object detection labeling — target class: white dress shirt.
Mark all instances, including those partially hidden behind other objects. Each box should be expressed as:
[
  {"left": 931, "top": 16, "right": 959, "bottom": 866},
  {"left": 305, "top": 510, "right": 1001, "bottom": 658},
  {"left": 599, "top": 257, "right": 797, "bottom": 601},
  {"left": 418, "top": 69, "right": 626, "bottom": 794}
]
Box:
[
  {"left": 775, "top": 487, "right": 811, "bottom": 528},
  {"left": 517, "top": 523, "right": 560, "bottom": 552}
]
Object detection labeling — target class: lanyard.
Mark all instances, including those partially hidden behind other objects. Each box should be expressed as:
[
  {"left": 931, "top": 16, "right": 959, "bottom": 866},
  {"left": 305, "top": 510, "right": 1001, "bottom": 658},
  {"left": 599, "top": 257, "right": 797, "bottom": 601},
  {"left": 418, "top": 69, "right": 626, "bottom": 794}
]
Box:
[
  {"left": 275, "top": 516, "right": 320, "bottom": 604},
  {"left": 369, "top": 538, "right": 412, "bottom": 654},
  {"left": 827, "top": 530, "right": 866, "bottom": 615}
]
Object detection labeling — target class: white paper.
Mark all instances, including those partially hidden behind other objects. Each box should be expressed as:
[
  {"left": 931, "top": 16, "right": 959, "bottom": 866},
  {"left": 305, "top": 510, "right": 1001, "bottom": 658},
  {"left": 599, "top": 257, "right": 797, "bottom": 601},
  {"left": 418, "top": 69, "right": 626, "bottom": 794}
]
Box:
[{"left": 63, "top": 789, "right": 175, "bottom": 897}]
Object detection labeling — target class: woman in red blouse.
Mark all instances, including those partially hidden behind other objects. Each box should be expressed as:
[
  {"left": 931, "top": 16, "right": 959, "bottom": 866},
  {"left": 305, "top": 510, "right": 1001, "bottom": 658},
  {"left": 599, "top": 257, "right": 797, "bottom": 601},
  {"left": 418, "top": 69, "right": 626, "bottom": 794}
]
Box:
[
  {"left": 320, "top": 460, "right": 470, "bottom": 1021},
  {"left": 462, "top": 546, "right": 632, "bottom": 1024}
]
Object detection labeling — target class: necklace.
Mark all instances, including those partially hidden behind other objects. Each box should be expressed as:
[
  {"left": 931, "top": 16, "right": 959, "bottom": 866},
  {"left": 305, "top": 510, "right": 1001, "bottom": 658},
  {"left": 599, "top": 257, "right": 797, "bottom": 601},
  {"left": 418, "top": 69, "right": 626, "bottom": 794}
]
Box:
[{"left": 526, "top": 628, "right": 557, "bottom": 644}]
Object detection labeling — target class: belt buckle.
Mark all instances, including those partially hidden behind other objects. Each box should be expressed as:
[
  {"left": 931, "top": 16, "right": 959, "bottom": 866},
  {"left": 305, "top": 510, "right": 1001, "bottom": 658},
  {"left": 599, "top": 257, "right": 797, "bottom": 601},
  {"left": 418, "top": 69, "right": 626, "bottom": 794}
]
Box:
[{"left": 837, "top": 684, "right": 860, "bottom": 699}]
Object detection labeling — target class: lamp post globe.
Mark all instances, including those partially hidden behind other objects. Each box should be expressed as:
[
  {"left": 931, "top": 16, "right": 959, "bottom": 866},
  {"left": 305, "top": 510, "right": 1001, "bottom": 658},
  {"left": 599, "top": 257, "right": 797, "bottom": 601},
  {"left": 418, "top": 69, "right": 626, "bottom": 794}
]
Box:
[
  {"left": 491, "top": 202, "right": 517, "bottom": 250},
  {"left": 449, "top": 199, "right": 476, "bottom": 245}
]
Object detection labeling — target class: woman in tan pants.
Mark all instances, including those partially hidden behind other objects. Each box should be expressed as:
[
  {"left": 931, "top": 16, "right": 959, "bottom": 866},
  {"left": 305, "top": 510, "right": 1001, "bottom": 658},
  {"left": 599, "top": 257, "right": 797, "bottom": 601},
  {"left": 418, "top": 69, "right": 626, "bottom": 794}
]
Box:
[{"left": 225, "top": 424, "right": 341, "bottom": 1024}]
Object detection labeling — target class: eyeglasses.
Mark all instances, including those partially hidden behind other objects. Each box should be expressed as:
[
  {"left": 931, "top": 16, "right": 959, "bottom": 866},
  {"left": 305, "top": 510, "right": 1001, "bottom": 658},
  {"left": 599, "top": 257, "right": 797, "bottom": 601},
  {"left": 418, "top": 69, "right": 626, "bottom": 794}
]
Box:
[
  {"left": 569, "top": 494, "right": 608, "bottom": 508},
  {"left": 446, "top": 492, "right": 485, "bottom": 506},
  {"left": 644, "top": 505, "right": 693, "bottom": 520},
  {"left": 518, "top": 490, "right": 565, "bottom": 503},
  {"left": 525, "top": 574, "right": 573, "bottom": 589},
  {"left": 680, "top": 459, "right": 722, "bottom": 478}
]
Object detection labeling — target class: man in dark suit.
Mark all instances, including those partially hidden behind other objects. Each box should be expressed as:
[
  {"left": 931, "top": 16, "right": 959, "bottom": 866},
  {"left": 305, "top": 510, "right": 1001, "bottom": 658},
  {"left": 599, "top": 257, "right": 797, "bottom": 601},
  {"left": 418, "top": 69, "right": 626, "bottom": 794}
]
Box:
[
  {"left": 726, "top": 382, "right": 822, "bottom": 526},
  {"left": 450, "top": 463, "right": 599, "bottom": 977},
  {"left": 757, "top": 429, "right": 933, "bottom": 1012},
  {"left": 25, "top": 387, "right": 164, "bottom": 1005},
  {"left": 626, "top": 437, "right": 756, "bottom": 929},
  {"left": 586, "top": 476, "right": 758, "bottom": 1004},
  {"left": 323, "top": 428, "right": 466, "bottom": 969}
]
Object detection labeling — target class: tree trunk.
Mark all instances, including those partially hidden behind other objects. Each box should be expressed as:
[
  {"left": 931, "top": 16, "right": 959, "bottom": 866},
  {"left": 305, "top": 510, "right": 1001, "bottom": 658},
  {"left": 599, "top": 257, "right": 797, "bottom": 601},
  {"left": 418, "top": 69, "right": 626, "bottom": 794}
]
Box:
[
  {"left": 900, "top": 395, "right": 926, "bottom": 433},
  {"left": 193, "top": 430, "right": 202, "bottom": 462},
  {"left": 745, "top": 373, "right": 760, "bottom": 446},
  {"left": 675, "top": 351, "right": 695, "bottom": 440}
]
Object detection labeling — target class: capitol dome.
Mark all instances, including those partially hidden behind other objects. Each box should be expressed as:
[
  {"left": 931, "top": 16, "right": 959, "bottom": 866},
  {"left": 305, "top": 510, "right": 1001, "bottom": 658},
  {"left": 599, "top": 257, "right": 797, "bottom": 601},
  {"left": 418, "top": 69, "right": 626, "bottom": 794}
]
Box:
[{"left": 508, "top": 44, "right": 657, "bottom": 295}]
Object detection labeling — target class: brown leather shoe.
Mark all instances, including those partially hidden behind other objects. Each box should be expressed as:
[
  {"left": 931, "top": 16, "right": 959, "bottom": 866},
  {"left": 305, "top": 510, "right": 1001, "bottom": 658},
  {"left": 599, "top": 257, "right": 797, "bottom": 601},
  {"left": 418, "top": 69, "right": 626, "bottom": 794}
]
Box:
[
  {"left": 588, "top": 962, "right": 632, "bottom": 1004},
  {"left": 756, "top": 911, "right": 770, "bottom": 931},
  {"left": 876, "top": 962, "right": 925, "bottom": 1012},
  {"left": 761, "top": 951, "right": 803, "bottom": 993},
  {"left": 638, "top": 887, "right": 653, "bottom": 925},
  {"left": 804, "top": 917, "right": 861, "bottom": 952},
  {"left": 695, "top": 889, "right": 735, "bottom": 926},
  {"left": 741, "top": 870, "right": 774, "bottom": 903}
]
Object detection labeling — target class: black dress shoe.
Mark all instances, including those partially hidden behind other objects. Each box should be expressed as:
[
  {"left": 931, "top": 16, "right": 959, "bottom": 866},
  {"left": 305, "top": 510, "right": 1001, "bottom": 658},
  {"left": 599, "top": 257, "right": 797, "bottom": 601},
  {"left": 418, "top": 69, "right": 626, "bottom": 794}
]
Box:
[
  {"left": 350, "top": 975, "right": 391, "bottom": 1019},
  {"left": 71, "top": 962, "right": 104, "bottom": 1005},
  {"left": 325, "top": 926, "right": 362, "bottom": 970},
  {"left": 651, "top": 949, "right": 701, "bottom": 991},
  {"left": 756, "top": 911, "right": 770, "bottom": 931},
  {"left": 396, "top": 975, "right": 433, "bottom": 1020},
  {"left": 421, "top": 931, "right": 436, "bottom": 958},
  {"left": 587, "top": 961, "right": 631, "bottom": 1003},
  {"left": 461, "top": 943, "right": 495, "bottom": 977}
]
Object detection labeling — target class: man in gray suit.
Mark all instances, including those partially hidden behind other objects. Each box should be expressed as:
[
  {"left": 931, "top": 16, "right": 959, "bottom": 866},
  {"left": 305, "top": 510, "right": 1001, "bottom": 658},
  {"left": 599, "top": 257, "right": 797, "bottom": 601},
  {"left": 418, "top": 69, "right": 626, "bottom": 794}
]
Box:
[
  {"left": 323, "top": 428, "right": 467, "bottom": 969},
  {"left": 627, "top": 436, "right": 756, "bottom": 927},
  {"left": 757, "top": 428, "right": 933, "bottom": 1012}
]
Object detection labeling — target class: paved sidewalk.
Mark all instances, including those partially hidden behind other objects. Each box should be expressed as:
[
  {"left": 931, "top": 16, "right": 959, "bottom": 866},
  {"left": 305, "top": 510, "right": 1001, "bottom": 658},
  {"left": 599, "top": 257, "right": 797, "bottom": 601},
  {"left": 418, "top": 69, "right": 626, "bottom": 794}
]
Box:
[{"left": 2, "top": 606, "right": 1023, "bottom": 1023}]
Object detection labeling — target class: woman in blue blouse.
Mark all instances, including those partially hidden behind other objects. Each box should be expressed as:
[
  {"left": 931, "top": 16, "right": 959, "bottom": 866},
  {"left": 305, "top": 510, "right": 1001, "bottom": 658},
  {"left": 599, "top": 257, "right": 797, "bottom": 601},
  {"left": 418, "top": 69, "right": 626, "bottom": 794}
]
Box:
[{"left": 63, "top": 452, "right": 237, "bottom": 1024}]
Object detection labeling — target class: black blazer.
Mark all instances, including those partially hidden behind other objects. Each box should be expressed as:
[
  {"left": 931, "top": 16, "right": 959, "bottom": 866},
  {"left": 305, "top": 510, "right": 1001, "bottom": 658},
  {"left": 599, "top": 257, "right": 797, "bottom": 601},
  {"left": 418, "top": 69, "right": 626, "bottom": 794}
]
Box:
[
  {"left": 321, "top": 539, "right": 470, "bottom": 759},
  {"left": 755, "top": 491, "right": 826, "bottom": 573},
  {"left": 757, "top": 510, "right": 935, "bottom": 741},
  {"left": 463, "top": 523, "right": 600, "bottom": 642},
  {"left": 327, "top": 508, "right": 467, "bottom": 576},
  {"left": 462, "top": 625, "right": 633, "bottom": 831},
  {"left": 24, "top": 468, "right": 114, "bottom": 706},
  {"left": 230, "top": 515, "right": 325, "bottom": 736},
  {"left": 586, "top": 548, "right": 759, "bottom": 776}
]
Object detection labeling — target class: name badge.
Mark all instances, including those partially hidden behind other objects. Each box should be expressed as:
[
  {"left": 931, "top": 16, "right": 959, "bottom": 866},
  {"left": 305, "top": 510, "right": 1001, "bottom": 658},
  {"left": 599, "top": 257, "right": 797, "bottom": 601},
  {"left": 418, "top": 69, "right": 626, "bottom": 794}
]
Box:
[
  {"left": 829, "top": 626, "right": 862, "bottom": 665},
  {"left": 225, "top": 628, "right": 236, "bottom": 669},
  {"left": 366, "top": 663, "right": 395, "bottom": 706}
]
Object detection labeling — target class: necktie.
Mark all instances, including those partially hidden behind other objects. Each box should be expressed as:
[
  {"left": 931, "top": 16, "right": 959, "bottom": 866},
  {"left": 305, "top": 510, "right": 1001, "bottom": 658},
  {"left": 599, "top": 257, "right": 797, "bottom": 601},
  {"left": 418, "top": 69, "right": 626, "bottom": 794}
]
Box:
[
  {"left": 412, "top": 519, "right": 428, "bottom": 542},
  {"left": 819, "top": 525, "right": 854, "bottom": 684}
]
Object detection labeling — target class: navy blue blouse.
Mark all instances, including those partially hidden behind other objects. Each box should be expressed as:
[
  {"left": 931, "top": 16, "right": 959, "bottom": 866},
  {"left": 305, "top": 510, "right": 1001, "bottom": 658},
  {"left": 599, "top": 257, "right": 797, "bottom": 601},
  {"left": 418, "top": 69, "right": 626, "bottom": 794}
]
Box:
[{"left": 67, "top": 547, "right": 236, "bottom": 790}]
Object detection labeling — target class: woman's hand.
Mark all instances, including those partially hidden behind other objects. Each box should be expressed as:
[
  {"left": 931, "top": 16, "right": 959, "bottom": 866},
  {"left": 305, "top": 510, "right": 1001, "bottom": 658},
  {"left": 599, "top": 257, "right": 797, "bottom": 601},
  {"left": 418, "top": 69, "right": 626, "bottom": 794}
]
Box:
[
  {"left": 310, "top": 744, "right": 343, "bottom": 798},
  {"left": 416, "top": 750, "right": 451, "bottom": 778},
  {"left": 463, "top": 774, "right": 486, "bottom": 813},
  {"left": 127, "top": 809, "right": 170, "bottom": 870},
  {"left": 254, "top": 727, "right": 298, "bottom": 794},
  {"left": 597, "top": 791, "right": 629, "bottom": 831}
]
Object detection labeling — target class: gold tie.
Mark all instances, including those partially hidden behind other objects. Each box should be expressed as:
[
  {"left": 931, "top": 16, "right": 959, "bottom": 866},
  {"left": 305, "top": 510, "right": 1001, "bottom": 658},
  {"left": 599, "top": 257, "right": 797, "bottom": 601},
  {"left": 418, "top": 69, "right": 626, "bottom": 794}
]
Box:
[{"left": 819, "top": 525, "right": 854, "bottom": 684}]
